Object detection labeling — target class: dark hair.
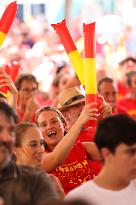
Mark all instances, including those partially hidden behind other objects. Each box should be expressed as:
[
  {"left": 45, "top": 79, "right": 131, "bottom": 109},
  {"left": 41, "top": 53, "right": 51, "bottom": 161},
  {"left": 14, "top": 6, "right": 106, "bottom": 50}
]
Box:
[
  {"left": 35, "top": 106, "right": 67, "bottom": 140},
  {"left": 43, "top": 199, "right": 90, "bottom": 205},
  {"left": 15, "top": 74, "right": 38, "bottom": 91},
  {"left": 126, "top": 70, "right": 136, "bottom": 87},
  {"left": 15, "top": 122, "right": 38, "bottom": 147},
  {"left": 35, "top": 106, "right": 66, "bottom": 126},
  {"left": 0, "top": 102, "right": 18, "bottom": 123},
  {"left": 119, "top": 57, "right": 136, "bottom": 66},
  {"left": 94, "top": 114, "right": 136, "bottom": 153},
  {"left": 97, "top": 77, "right": 114, "bottom": 92}
]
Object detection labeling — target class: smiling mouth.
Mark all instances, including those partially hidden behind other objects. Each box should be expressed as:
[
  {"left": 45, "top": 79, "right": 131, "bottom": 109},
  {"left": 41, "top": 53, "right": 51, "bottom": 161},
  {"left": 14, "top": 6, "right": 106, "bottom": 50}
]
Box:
[
  {"left": 47, "top": 131, "right": 56, "bottom": 138},
  {"left": 35, "top": 154, "right": 43, "bottom": 161}
]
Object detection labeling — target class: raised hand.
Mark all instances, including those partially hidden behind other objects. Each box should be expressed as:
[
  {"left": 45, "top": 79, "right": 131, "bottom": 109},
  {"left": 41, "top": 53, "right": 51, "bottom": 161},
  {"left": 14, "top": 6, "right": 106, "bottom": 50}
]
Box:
[
  {"left": 22, "top": 95, "right": 40, "bottom": 122},
  {"left": 98, "top": 95, "right": 112, "bottom": 118},
  {"left": 77, "top": 102, "right": 99, "bottom": 126}
]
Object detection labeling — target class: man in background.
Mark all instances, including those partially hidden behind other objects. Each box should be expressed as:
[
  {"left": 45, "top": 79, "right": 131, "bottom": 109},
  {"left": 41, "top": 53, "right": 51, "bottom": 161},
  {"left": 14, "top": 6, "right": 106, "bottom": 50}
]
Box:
[
  {"left": 0, "top": 102, "right": 57, "bottom": 205},
  {"left": 66, "top": 114, "right": 136, "bottom": 205}
]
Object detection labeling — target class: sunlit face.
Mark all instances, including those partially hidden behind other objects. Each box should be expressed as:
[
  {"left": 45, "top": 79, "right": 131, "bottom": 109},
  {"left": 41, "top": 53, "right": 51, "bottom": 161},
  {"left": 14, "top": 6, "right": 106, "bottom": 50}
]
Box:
[
  {"left": 99, "top": 81, "right": 117, "bottom": 109},
  {"left": 15, "top": 127, "right": 45, "bottom": 168},
  {"left": 18, "top": 80, "right": 38, "bottom": 106},
  {"left": 37, "top": 110, "right": 65, "bottom": 150},
  {"left": 62, "top": 103, "right": 84, "bottom": 130},
  {"left": 0, "top": 112, "right": 15, "bottom": 169},
  {"left": 104, "top": 143, "right": 136, "bottom": 182}
]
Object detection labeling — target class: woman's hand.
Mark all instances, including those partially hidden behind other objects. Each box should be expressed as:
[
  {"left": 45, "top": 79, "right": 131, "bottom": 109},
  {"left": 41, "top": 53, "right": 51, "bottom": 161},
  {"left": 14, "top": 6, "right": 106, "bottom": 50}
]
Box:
[{"left": 77, "top": 102, "right": 99, "bottom": 126}]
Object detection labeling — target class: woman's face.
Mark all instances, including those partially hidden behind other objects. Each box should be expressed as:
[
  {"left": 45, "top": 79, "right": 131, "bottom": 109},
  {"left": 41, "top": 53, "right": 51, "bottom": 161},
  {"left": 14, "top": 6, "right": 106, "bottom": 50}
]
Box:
[
  {"left": 15, "top": 127, "right": 45, "bottom": 168},
  {"left": 37, "top": 110, "right": 65, "bottom": 151}
]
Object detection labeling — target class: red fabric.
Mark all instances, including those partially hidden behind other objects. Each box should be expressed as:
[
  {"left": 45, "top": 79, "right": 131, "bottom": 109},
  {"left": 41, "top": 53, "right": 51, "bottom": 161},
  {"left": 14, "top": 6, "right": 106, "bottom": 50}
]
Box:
[
  {"left": 118, "top": 97, "right": 136, "bottom": 119},
  {"left": 77, "top": 127, "right": 95, "bottom": 143},
  {"left": 113, "top": 104, "right": 129, "bottom": 115},
  {"left": 77, "top": 128, "right": 102, "bottom": 177},
  {"left": 0, "top": 63, "right": 20, "bottom": 94},
  {"left": 83, "top": 22, "right": 95, "bottom": 58},
  {"left": 16, "top": 109, "right": 35, "bottom": 123},
  {"left": 49, "top": 142, "right": 93, "bottom": 194},
  {"left": 4, "top": 63, "right": 20, "bottom": 82},
  {"left": 0, "top": 2, "right": 17, "bottom": 34},
  {"left": 51, "top": 19, "right": 77, "bottom": 54},
  {"left": 117, "top": 82, "right": 130, "bottom": 100}
]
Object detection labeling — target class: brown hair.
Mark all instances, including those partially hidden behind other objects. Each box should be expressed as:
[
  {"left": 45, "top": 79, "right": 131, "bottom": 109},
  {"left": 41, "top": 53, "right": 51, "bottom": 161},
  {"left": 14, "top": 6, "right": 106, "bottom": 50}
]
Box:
[
  {"left": 15, "top": 74, "right": 38, "bottom": 91},
  {"left": 15, "top": 122, "right": 38, "bottom": 147},
  {"left": 35, "top": 106, "right": 67, "bottom": 134}
]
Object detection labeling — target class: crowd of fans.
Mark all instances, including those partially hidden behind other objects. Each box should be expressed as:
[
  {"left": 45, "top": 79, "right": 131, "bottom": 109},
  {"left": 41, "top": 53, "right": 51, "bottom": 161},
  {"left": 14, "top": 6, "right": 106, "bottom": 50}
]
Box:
[{"left": 0, "top": 16, "right": 136, "bottom": 205}]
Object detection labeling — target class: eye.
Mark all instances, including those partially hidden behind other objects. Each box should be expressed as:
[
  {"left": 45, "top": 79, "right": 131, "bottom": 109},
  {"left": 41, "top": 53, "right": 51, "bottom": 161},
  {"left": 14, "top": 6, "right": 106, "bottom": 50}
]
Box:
[
  {"left": 29, "top": 142, "right": 37, "bottom": 147},
  {"left": 52, "top": 119, "right": 58, "bottom": 123},
  {"left": 40, "top": 122, "right": 47, "bottom": 128},
  {"left": 126, "top": 149, "right": 136, "bottom": 156}
]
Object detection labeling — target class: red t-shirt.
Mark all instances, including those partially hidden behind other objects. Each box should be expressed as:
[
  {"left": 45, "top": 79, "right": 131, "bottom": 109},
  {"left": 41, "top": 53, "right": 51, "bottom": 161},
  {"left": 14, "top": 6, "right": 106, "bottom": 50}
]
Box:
[
  {"left": 77, "top": 128, "right": 102, "bottom": 177},
  {"left": 16, "top": 109, "right": 35, "bottom": 123},
  {"left": 113, "top": 104, "right": 128, "bottom": 115},
  {"left": 117, "top": 82, "right": 130, "bottom": 100},
  {"left": 49, "top": 142, "right": 93, "bottom": 194},
  {"left": 77, "top": 127, "right": 95, "bottom": 143},
  {"left": 118, "top": 97, "right": 136, "bottom": 119}
]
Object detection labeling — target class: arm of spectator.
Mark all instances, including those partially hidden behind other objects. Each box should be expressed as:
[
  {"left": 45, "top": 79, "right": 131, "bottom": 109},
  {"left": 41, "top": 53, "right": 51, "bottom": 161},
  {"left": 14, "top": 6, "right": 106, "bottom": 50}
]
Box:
[
  {"left": 22, "top": 96, "right": 39, "bottom": 122},
  {"left": 82, "top": 142, "right": 101, "bottom": 161},
  {"left": 0, "top": 68, "right": 18, "bottom": 108},
  {"left": 48, "top": 174, "right": 65, "bottom": 199},
  {"left": 42, "top": 103, "right": 99, "bottom": 172}
]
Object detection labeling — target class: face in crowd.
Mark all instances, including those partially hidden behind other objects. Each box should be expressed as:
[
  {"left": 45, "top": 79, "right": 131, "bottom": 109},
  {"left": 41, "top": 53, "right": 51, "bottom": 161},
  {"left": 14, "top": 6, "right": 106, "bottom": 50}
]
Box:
[
  {"left": 14, "top": 123, "right": 45, "bottom": 168},
  {"left": 95, "top": 114, "right": 136, "bottom": 182},
  {"left": 15, "top": 74, "right": 38, "bottom": 107},
  {"left": 0, "top": 103, "right": 17, "bottom": 169},
  {"left": 61, "top": 102, "right": 84, "bottom": 130},
  {"left": 18, "top": 80, "right": 38, "bottom": 106},
  {"left": 36, "top": 107, "right": 67, "bottom": 151},
  {"left": 127, "top": 71, "right": 136, "bottom": 95},
  {"left": 98, "top": 78, "right": 117, "bottom": 109},
  {"left": 108, "top": 143, "right": 136, "bottom": 181}
]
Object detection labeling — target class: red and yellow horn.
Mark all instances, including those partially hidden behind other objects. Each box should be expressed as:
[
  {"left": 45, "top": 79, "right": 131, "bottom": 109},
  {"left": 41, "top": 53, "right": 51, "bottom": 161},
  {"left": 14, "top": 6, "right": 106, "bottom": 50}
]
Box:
[
  {"left": 51, "top": 19, "right": 84, "bottom": 86},
  {"left": 83, "top": 22, "right": 97, "bottom": 126},
  {"left": 0, "top": 1, "right": 17, "bottom": 47}
]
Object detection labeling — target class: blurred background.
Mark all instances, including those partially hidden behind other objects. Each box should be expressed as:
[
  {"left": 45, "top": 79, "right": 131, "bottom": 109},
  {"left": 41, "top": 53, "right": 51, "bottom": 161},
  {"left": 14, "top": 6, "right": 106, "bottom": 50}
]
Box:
[{"left": 0, "top": 0, "right": 136, "bottom": 92}]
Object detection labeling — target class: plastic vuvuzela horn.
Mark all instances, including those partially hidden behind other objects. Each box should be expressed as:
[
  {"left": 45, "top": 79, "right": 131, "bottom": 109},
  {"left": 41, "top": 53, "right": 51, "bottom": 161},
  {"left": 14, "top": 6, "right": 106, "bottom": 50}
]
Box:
[
  {"left": 83, "top": 22, "right": 97, "bottom": 127},
  {"left": 51, "top": 19, "right": 85, "bottom": 86},
  {"left": 0, "top": 1, "right": 17, "bottom": 47}
]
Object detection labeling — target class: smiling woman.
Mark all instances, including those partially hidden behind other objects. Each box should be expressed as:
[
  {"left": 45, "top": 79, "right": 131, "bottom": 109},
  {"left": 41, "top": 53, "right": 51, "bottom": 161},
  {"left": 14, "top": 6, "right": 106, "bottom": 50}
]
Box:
[
  {"left": 14, "top": 122, "right": 45, "bottom": 168},
  {"left": 13, "top": 102, "right": 100, "bottom": 194},
  {"left": 35, "top": 104, "right": 100, "bottom": 193}
]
